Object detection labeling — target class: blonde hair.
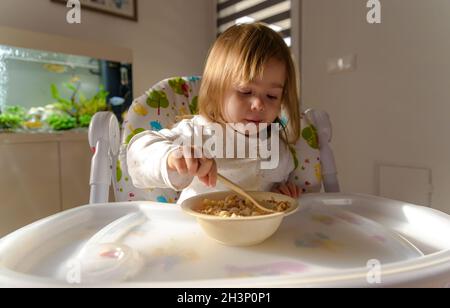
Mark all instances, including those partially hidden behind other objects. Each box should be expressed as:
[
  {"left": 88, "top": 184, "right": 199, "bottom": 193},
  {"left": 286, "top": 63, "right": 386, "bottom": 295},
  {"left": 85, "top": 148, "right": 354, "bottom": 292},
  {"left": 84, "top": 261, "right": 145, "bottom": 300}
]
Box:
[{"left": 198, "top": 22, "right": 301, "bottom": 144}]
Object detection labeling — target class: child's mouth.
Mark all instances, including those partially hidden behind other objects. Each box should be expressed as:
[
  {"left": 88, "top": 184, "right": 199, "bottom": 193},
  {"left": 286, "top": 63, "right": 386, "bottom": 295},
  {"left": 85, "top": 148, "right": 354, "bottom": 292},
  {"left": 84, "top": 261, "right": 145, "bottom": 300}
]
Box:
[{"left": 245, "top": 119, "right": 262, "bottom": 124}]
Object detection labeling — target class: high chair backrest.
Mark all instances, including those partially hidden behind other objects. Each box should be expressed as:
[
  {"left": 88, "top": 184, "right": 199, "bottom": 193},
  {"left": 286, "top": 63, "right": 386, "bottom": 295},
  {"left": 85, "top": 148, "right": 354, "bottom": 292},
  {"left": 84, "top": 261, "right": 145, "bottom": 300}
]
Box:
[{"left": 101, "top": 76, "right": 337, "bottom": 203}]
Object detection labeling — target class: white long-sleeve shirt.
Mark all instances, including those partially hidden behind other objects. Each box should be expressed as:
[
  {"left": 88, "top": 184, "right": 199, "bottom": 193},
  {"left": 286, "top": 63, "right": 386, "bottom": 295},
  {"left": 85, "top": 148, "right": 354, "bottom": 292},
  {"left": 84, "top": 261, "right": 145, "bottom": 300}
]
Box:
[{"left": 127, "top": 115, "right": 295, "bottom": 204}]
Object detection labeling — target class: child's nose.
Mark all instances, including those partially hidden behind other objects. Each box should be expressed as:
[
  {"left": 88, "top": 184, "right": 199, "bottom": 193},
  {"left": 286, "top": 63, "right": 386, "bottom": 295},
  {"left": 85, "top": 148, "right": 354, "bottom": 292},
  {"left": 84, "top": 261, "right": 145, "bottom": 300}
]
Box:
[{"left": 250, "top": 97, "right": 265, "bottom": 112}]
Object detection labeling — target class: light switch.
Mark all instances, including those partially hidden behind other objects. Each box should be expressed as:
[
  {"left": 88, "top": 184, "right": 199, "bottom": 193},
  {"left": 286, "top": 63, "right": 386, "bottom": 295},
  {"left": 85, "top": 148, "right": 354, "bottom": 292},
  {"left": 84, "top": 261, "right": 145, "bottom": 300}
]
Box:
[{"left": 327, "top": 54, "right": 357, "bottom": 73}]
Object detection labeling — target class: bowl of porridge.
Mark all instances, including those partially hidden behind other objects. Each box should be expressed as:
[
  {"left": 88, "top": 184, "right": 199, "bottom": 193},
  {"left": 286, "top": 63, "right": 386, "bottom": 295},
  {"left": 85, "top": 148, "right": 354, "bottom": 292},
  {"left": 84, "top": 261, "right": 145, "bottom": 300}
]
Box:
[{"left": 181, "top": 191, "right": 299, "bottom": 246}]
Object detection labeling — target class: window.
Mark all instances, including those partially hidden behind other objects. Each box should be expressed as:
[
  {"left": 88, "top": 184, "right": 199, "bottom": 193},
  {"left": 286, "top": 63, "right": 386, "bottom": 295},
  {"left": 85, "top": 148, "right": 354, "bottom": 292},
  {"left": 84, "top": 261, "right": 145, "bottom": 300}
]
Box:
[{"left": 217, "top": 0, "right": 292, "bottom": 47}]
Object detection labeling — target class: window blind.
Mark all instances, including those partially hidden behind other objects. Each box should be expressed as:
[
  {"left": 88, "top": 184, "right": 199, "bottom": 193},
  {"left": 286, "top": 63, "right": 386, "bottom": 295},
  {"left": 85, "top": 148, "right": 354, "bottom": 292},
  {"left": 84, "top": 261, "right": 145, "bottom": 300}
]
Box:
[{"left": 217, "top": 0, "right": 292, "bottom": 46}]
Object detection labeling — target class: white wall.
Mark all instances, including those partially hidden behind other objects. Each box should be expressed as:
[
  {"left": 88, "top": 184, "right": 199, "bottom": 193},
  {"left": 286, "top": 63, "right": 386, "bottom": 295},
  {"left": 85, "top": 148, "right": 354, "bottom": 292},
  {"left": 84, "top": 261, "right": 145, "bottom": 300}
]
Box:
[
  {"left": 0, "top": 0, "right": 215, "bottom": 95},
  {"left": 302, "top": 0, "right": 450, "bottom": 213}
]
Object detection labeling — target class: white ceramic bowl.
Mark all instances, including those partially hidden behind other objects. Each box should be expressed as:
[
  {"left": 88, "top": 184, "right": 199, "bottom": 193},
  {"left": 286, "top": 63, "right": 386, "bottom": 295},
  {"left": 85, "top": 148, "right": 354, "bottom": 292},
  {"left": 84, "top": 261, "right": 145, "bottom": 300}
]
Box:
[{"left": 181, "top": 191, "right": 299, "bottom": 246}]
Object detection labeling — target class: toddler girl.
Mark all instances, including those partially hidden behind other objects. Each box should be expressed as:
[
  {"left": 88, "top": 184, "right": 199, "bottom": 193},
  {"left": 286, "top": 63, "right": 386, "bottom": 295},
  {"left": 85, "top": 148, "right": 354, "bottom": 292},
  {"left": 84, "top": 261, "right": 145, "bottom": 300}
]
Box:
[{"left": 127, "top": 23, "right": 302, "bottom": 204}]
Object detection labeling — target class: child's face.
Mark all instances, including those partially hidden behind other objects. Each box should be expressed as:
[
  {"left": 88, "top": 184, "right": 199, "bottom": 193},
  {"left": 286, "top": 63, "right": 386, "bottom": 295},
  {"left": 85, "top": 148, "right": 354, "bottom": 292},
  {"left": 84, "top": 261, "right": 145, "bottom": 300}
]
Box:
[{"left": 222, "top": 58, "right": 285, "bottom": 132}]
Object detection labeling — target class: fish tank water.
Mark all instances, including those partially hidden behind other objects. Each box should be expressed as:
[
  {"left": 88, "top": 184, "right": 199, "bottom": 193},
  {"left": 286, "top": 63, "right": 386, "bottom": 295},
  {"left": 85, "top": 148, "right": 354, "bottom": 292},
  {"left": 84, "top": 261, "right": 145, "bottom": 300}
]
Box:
[{"left": 0, "top": 44, "right": 132, "bottom": 132}]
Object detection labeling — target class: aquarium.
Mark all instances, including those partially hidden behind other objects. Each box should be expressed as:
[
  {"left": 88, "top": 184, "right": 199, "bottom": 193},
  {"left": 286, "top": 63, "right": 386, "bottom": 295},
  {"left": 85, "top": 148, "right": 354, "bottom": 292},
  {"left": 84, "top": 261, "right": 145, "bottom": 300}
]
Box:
[{"left": 0, "top": 44, "right": 132, "bottom": 132}]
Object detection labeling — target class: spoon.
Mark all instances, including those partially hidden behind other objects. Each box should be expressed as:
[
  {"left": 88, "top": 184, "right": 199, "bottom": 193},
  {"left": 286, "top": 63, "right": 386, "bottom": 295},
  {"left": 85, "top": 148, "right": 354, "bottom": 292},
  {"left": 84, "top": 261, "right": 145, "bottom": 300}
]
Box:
[{"left": 216, "top": 174, "right": 277, "bottom": 213}]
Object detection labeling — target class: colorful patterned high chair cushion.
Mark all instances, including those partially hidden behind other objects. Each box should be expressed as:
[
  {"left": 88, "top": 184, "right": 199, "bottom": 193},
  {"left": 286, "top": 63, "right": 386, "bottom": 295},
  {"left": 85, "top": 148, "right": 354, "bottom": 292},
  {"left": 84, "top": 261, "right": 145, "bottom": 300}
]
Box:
[
  {"left": 114, "top": 76, "right": 322, "bottom": 203},
  {"left": 288, "top": 112, "right": 323, "bottom": 194}
]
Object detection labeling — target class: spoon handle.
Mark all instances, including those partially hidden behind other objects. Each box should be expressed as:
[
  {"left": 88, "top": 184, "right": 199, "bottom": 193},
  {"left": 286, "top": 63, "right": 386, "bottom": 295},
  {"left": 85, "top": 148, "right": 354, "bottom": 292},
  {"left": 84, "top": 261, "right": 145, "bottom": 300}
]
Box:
[{"left": 217, "top": 174, "right": 275, "bottom": 213}]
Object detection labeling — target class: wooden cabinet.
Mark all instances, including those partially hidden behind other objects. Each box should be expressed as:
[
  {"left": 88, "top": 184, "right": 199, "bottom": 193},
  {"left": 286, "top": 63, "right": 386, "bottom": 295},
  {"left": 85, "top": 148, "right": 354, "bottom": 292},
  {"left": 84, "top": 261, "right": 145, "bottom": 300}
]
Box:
[
  {"left": 60, "top": 138, "right": 92, "bottom": 211},
  {"left": 0, "top": 131, "right": 92, "bottom": 236}
]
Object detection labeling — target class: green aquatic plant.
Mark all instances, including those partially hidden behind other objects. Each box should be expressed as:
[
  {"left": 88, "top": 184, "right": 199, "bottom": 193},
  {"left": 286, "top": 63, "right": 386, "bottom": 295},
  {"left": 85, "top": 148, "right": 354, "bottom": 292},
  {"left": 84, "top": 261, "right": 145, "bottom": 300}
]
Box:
[
  {"left": 0, "top": 106, "right": 27, "bottom": 130},
  {"left": 49, "top": 82, "right": 108, "bottom": 128},
  {"left": 0, "top": 113, "right": 23, "bottom": 130},
  {"left": 78, "top": 114, "right": 92, "bottom": 128},
  {"left": 46, "top": 113, "right": 77, "bottom": 131},
  {"left": 3, "top": 106, "right": 27, "bottom": 118}
]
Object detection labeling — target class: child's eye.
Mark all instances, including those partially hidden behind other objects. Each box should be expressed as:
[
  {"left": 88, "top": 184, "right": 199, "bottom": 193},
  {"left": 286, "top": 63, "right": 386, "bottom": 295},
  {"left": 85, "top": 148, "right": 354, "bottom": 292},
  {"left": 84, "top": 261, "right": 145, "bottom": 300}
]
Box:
[
  {"left": 238, "top": 90, "right": 252, "bottom": 95},
  {"left": 267, "top": 95, "right": 278, "bottom": 100}
]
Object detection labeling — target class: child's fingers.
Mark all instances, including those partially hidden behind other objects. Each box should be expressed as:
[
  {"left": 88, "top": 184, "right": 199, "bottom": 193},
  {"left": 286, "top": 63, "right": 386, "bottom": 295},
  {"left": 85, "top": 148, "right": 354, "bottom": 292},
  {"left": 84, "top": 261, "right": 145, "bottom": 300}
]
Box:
[
  {"left": 181, "top": 146, "right": 197, "bottom": 175},
  {"left": 197, "top": 160, "right": 216, "bottom": 187},
  {"left": 167, "top": 148, "right": 182, "bottom": 171},
  {"left": 198, "top": 175, "right": 209, "bottom": 187},
  {"left": 208, "top": 160, "right": 217, "bottom": 187},
  {"left": 278, "top": 184, "right": 291, "bottom": 196},
  {"left": 173, "top": 158, "right": 188, "bottom": 174},
  {"left": 197, "top": 158, "right": 213, "bottom": 178},
  {"left": 185, "top": 157, "right": 199, "bottom": 176},
  {"left": 287, "top": 182, "right": 298, "bottom": 198}
]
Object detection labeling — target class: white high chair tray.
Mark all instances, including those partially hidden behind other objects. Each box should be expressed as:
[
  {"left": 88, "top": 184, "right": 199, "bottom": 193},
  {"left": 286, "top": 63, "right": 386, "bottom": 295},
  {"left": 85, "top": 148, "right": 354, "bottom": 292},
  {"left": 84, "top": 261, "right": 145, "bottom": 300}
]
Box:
[{"left": 1, "top": 193, "right": 450, "bottom": 287}]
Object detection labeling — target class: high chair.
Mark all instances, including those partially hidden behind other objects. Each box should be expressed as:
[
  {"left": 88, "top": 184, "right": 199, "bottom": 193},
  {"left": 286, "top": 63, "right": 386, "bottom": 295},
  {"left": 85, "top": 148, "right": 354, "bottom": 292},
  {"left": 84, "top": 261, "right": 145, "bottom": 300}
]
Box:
[{"left": 88, "top": 76, "right": 340, "bottom": 204}]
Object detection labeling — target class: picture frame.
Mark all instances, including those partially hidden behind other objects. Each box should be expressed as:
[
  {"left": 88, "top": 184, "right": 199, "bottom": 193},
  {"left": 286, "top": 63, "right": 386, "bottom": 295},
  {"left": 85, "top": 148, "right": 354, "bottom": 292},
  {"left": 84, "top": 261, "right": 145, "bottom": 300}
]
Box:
[{"left": 51, "top": 0, "right": 138, "bottom": 22}]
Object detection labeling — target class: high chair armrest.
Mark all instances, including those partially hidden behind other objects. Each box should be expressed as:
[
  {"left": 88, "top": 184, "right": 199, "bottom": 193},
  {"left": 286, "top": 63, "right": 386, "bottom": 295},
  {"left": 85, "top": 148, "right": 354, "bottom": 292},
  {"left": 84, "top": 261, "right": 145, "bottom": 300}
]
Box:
[
  {"left": 305, "top": 109, "right": 340, "bottom": 193},
  {"left": 88, "top": 112, "right": 120, "bottom": 204}
]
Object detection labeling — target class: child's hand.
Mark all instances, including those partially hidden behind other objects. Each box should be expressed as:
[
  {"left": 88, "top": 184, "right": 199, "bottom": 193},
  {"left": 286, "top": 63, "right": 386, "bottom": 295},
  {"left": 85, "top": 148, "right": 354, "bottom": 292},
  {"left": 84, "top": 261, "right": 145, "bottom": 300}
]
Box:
[
  {"left": 167, "top": 146, "right": 217, "bottom": 188},
  {"left": 271, "top": 181, "right": 302, "bottom": 199}
]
